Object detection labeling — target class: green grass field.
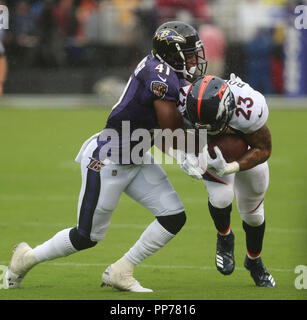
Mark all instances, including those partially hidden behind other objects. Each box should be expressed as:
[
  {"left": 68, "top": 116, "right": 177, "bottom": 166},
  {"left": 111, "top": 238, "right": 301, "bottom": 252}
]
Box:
[{"left": 0, "top": 107, "right": 306, "bottom": 301}]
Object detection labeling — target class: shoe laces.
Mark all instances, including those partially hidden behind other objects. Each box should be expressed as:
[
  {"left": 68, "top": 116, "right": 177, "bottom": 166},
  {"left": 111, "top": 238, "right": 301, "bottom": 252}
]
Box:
[{"left": 217, "top": 233, "right": 234, "bottom": 252}]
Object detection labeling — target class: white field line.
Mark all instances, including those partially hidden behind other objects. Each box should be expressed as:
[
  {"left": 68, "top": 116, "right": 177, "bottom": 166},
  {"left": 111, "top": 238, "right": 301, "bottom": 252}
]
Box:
[
  {"left": 46, "top": 262, "right": 294, "bottom": 273},
  {"left": 1, "top": 194, "right": 307, "bottom": 205},
  {"left": 0, "top": 260, "right": 293, "bottom": 273},
  {"left": 1, "top": 94, "right": 307, "bottom": 109},
  {"left": 0, "top": 194, "right": 77, "bottom": 201},
  {"left": 0, "top": 221, "right": 305, "bottom": 234},
  {"left": 0, "top": 194, "right": 207, "bottom": 202}
]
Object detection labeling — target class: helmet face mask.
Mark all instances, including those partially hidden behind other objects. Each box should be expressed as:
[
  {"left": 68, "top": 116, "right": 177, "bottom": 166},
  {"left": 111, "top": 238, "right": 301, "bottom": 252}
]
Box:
[
  {"left": 181, "top": 40, "right": 207, "bottom": 81},
  {"left": 186, "top": 76, "right": 236, "bottom": 136},
  {"left": 152, "top": 21, "right": 207, "bottom": 81},
  {"left": 198, "top": 106, "right": 233, "bottom": 136}
]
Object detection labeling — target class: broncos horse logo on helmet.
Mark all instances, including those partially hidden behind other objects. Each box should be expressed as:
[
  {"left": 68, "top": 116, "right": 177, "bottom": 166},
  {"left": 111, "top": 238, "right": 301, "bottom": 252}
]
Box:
[
  {"left": 186, "top": 75, "right": 236, "bottom": 136},
  {"left": 152, "top": 21, "right": 207, "bottom": 82}
]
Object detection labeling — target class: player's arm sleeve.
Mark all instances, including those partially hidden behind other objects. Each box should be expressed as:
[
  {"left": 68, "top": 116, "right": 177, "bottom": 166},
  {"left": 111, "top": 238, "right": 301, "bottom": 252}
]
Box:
[
  {"left": 145, "top": 69, "right": 180, "bottom": 103},
  {"left": 239, "top": 93, "right": 269, "bottom": 134},
  {"left": 249, "top": 95, "right": 269, "bottom": 133}
]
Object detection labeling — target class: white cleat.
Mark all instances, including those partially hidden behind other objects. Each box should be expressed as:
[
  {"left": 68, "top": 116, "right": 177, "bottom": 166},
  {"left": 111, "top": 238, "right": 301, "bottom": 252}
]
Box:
[
  {"left": 101, "top": 257, "right": 153, "bottom": 293},
  {"left": 4, "top": 242, "right": 38, "bottom": 289}
]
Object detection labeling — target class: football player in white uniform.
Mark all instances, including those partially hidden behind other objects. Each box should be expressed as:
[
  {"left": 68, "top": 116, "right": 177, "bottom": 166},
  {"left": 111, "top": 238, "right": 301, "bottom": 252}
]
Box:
[
  {"left": 4, "top": 21, "right": 207, "bottom": 292},
  {"left": 182, "top": 74, "right": 275, "bottom": 287}
]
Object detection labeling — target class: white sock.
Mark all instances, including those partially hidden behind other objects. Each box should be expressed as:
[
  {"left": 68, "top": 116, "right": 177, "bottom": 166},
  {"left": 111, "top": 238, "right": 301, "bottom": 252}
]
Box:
[
  {"left": 124, "top": 220, "right": 175, "bottom": 265},
  {"left": 218, "top": 225, "right": 231, "bottom": 236},
  {"left": 247, "top": 252, "right": 261, "bottom": 260},
  {"left": 112, "top": 256, "right": 135, "bottom": 272},
  {"left": 218, "top": 229, "right": 231, "bottom": 236},
  {"left": 33, "top": 228, "right": 77, "bottom": 262}
]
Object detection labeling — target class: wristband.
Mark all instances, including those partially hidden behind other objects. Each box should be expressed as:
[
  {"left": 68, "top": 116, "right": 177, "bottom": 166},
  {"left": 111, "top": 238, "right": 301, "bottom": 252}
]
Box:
[{"left": 226, "top": 161, "right": 240, "bottom": 174}]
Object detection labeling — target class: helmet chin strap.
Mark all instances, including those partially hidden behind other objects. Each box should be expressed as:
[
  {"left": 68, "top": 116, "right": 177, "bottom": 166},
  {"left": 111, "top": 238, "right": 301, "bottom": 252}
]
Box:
[
  {"left": 188, "top": 66, "right": 196, "bottom": 74},
  {"left": 154, "top": 46, "right": 196, "bottom": 80},
  {"left": 183, "top": 66, "right": 198, "bottom": 83},
  {"left": 187, "top": 66, "right": 196, "bottom": 80},
  {"left": 154, "top": 51, "right": 182, "bottom": 74},
  {"left": 175, "top": 43, "right": 196, "bottom": 80}
]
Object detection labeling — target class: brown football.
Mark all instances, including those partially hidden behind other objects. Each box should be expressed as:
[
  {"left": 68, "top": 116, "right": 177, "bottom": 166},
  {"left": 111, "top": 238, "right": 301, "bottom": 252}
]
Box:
[{"left": 208, "top": 134, "right": 248, "bottom": 163}]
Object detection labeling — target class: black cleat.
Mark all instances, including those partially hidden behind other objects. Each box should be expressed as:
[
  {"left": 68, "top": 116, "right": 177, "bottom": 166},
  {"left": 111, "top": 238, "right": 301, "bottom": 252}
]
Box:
[
  {"left": 215, "top": 231, "right": 235, "bottom": 275},
  {"left": 244, "top": 255, "right": 275, "bottom": 287}
]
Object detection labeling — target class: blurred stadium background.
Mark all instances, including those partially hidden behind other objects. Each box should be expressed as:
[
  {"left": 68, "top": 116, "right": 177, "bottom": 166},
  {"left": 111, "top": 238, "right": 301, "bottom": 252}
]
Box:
[
  {"left": 0, "top": 0, "right": 307, "bottom": 107},
  {"left": 0, "top": 1, "right": 307, "bottom": 300}
]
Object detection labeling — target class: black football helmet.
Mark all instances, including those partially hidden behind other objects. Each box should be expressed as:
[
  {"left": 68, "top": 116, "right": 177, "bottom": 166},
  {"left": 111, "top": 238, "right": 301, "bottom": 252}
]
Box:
[
  {"left": 152, "top": 21, "right": 207, "bottom": 81},
  {"left": 186, "top": 75, "right": 236, "bottom": 135}
]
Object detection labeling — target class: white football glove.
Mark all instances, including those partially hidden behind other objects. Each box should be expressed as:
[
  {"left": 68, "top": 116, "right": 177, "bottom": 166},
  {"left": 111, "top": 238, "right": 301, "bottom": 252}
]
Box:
[
  {"left": 172, "top": 149, "right": 204, "bottom": 180},
  {"left": 207, "top": 146, "right": 240, "bottom": 177},
  {"left": 181, "top": 153, "right": 205, "bottom": 179},
  {"left": 230, "top": 73, "right": 243, "bottom": 83},
  {"left": 198, "top": 144, "right": 208, "bottom": 172}
]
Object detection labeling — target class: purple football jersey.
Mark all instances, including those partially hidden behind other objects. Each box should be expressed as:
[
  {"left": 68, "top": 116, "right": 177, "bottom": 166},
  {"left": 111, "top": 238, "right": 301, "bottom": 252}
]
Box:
[{"left": 98, "top": 54, "right": 186, "bottom": 163}]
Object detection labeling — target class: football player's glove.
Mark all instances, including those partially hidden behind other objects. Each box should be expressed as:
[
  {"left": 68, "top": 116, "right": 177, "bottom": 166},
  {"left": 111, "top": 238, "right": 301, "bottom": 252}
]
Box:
[
  {"left": 180, "top": 153, "right": 205, "bottom": 180},
  {"left": 198, "top": 144, "right": 208, "bottom": 172},
  {"left": 169, "top": 148, "right": 204, "bottom": 180},
  {"left": 230, "top": 73, "right": 243, "bottom": 82},
  {"left": 207, "top": 146, "right": 239, "bottom": 176}
]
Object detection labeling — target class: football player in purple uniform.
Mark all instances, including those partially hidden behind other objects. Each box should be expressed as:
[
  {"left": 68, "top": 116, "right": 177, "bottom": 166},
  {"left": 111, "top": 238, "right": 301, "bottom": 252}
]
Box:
[{"left": 5, "top": 21, "right": 207, "bottom": 292}]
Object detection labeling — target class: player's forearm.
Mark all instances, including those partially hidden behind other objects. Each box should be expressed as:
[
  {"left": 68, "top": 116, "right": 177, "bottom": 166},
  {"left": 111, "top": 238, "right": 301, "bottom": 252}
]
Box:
[
  {"left": 238, "top": 124, "right": 272, "bottom": 171},
  {"left": 237, "top": 148, "right": 271, "bottom": 171}
]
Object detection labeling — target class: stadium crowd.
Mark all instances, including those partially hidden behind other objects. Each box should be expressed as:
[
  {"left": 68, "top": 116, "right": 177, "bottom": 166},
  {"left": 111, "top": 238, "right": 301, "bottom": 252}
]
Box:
[{"left": 0, "top": 0, "right": 305, "bottom": 94}]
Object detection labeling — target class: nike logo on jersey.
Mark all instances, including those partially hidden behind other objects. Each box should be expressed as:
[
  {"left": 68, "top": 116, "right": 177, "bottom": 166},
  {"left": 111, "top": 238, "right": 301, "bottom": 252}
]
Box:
[
  {"left": 258, "top": 108, "right": 263, "bottom": 118},
  {"left": 157, "top": 74, "right": 167, "bottom": 82}
]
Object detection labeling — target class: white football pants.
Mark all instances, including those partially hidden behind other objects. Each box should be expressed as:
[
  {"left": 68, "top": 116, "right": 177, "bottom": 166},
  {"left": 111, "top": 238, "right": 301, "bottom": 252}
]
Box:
[
  {"left": 203, "top": 162, "right": 269, "bottom": 226},
  {"left": 76, "top": 138, "right": 184, "bottom": 242}
]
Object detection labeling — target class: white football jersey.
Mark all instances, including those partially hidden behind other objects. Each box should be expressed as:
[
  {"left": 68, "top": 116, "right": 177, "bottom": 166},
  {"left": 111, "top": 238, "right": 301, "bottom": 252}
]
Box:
[
  {"left": 177, "top": 86, "right": 190, "bottom": 116},
  {"left": 226, "top": 79, "right": 268, "bottom": 134},
  {"left": 178, "top": 79, "right": 269, "bottom": 134}
]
